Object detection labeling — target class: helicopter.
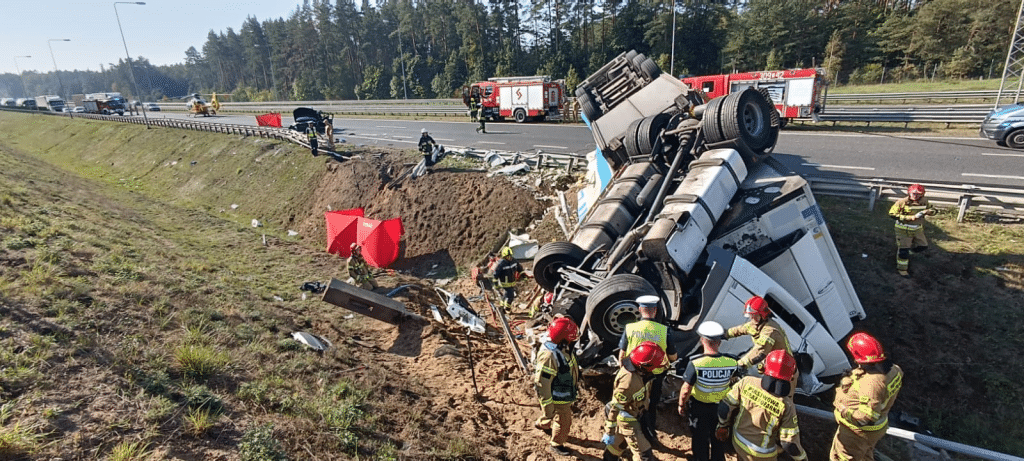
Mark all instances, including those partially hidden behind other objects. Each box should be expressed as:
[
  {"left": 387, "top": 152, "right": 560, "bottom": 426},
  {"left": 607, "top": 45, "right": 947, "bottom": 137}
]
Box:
[{"left": 181, "top": 92, "right": 228, "bottom": 117}]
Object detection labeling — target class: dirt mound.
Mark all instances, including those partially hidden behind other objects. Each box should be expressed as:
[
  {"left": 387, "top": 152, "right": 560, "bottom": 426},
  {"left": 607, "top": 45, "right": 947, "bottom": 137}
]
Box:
[{"left": 293, "top": 150, "right": 548, "bottom": 275}]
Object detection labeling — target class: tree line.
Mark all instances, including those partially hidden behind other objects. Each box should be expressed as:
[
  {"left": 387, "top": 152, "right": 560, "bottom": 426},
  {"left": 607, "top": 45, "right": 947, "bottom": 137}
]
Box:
[{"left": 0, "top": 0, "right": 1017, "bottom": 103}]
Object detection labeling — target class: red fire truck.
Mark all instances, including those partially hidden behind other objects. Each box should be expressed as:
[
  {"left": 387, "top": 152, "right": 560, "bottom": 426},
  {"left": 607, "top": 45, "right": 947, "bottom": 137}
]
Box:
[
  {"left": 682, "top": 68, "right": 828, "bottom": 126},
  {"left": 464, "top": 76, "right": 565, "bottom": 123}
]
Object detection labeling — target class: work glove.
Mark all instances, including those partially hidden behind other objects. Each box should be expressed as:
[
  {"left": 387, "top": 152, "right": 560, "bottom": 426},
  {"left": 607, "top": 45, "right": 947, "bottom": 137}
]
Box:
[
  {"left": 734, "top": 364, "right": 748, "bottom": 378},
  {"left": 601, "top": 433, "right": 615, "bottom": 446},
  {"left": 715, "top": 426, "right": 730, "bottom": 442},
  {"left": 914, "top": 211, "right": 926, "bottom": 219}
]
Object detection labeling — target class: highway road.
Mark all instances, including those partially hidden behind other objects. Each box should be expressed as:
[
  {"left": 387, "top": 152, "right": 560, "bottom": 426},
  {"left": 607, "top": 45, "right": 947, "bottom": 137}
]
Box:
[{"left": 146, "top": 111, "right": 1024, "bottom": 188}]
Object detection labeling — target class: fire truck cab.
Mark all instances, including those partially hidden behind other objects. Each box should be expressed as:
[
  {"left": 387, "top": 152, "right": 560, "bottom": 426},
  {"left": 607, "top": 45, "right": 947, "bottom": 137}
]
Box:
[
  {"left": 466, "top": 76, "right": 565, "bottom": 123},
  {"left": 683, "top": 68, "right": 828, "bottom": 126}
]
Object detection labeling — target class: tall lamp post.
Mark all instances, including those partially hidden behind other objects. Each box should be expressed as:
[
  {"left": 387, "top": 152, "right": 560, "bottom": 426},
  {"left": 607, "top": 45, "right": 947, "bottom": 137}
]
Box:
[
  {"left": 47, "top": 39, "right": 69, "bottom": 101},
  {"left": 670, "top": 0, "right": 677, "bottom": 77},
  {"left": 114, "top": 1, "right": 149, "bottom": 128},
  {"left": 13, "top": 55, "right": 30, "bottom": 97}
]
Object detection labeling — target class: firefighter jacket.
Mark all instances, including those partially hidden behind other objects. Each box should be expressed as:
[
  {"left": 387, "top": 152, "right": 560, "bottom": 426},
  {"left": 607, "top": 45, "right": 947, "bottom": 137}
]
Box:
[
  {"left": 834, "top": 364, "right": 903, "bottom": 432},
  {"left": 726, "top": 318, "right": 792, "bottom": 370},
  {"left": 534, "top": 341, "right": 579, "bottom": 406},
  {"left": 683, "top": 353, "right": 739, "bottom": 403},
  {"left": 346, "top": 250, "right": 372, "bottom": 283},
  {"left": 605, "top": 362, "right": 651, "bottom": 432},
  {"left": 418, "top": 134, "right": 435, "bottom": 153},
  {"left": 720, "top": 376, "right": 806, "bottom": 460},
  {"left": 888, "top": 197, "right": 933, "bottom": 232},
  {"left": 621, "top": 320, "right": 675, "bottom": 375},
  {"left": 492, "top": 258, "right": 523, "bottom": 288}
]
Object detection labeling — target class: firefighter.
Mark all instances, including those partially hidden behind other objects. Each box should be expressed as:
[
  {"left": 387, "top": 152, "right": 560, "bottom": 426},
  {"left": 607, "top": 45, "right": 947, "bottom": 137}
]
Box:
[
  {"left": 306, "top": 122, "right": 319, "bottom": 157},
  {"left": 533, "top": 316, "right": 581, "bottom": 456},
  {"left": 344, "top": 243, "right": 377, "bottom": 291},
  {"left": 475, "top": 96, "right": 487, "bottom": 134},
  {"left": 469, "top": 93, "right": 479, "bottom": 122},
  {"left": 716, "top": 349, "right": 807, "bottom": 461},
  {"left": 830, "top": 333, "right": 903, "bottom": 461},
  {"left": 602, "top": 341, "right": 664, "bottom": 461},
  {"left": 490, "top": 246, "right": 523, "bottom": 311},
  {"left": 724, "top": 296, "right": 798, "bottom": 395},
  {"left": 618, "top": 295, "right": 677, "bottom": 444},
  {"left": 418, "top": 128, "right": 437, "bottom": 168},
  {"left": 325, "top": 118, "right": 335, "bottom": 150},
  {"left": 678, "top": 321, "right": 738, "bottom": 461},
  {"left": 888, "top": 183, "right": 935, "bottom": 278}
]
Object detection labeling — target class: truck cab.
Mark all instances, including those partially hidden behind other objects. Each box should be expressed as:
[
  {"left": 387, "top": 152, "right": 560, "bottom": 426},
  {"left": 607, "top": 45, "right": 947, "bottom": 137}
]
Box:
[{"left": 535, "top": 50, "right": 862, "bottom": 393}]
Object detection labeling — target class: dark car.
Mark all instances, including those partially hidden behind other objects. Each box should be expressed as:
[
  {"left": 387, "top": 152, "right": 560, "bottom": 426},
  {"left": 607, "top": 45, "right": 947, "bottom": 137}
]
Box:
[{"left": 288, "top": 107, "right": 332, "bottom": 134}]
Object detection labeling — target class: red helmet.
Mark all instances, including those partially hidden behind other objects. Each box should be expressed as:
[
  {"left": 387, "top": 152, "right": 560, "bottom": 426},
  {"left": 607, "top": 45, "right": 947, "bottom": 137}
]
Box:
[
  {"left": 763, "top": 350, "right": 797, "bottom": 380},
  {"left": 543, "top": 292, "right": 555, "bottom": 305},
  {"left": 629, "top": 341, "right": 666, "bottom": 373},
  {"left": 847, "top": 332, "right": 886, "bottom": 364},
  {"left": 548, "top": 317, "right": 579, "bottom": 344},
  {"left": 908, "top": 184, "right": 925, "bottom": 196},
  {"left": 744, "top": 296, "right": 770, "bottom": 318}
]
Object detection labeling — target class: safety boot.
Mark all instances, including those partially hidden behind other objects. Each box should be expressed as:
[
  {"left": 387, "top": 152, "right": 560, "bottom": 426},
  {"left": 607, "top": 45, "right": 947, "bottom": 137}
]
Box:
[
  {"left": 639, "top": 448, "right": 658, "bottom": 461},
  {"left": 602, "top": 449, "right": 621, "bottom": 461}
]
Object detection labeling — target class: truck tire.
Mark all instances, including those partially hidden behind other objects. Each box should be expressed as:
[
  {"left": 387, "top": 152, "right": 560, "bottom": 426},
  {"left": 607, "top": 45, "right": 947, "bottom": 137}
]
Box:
[
  {"left": 702, "top": 96, "right": 727, "bottom": 144},
  {"left": 638, "top": 113, "right": 671, "bottom": 155},
  {"left": 585, "top": 274, "right": 658, "bottom": 343},
  {"left": 514, "top": 109, "right": 527, "bottom": 123},
  {"left": 720, "top": 88, "right": 774, "bottom": 151},
  {"left": 1006, "top": 129, "right": 1024, "bottom": 149},
  {"left": 533, "top": 242, "right": 588, "bottom": 292},
  {"left": 625, "top": 50, "right": 639, "bottom": 63},
  {"left": 624, "top": 118, "right": 644, "bottom": 159},
  {"left": 639, "top": 58, "right": 661, "bottom": 81},
  {"left": 578, "top": 93, "right": 602, "bottom": 122},
  {"left": 575, "top": 86, "right": 589, "bottom": 99}
]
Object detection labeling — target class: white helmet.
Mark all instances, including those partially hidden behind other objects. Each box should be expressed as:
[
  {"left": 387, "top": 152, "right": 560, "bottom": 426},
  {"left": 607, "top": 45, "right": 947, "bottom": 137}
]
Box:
[
  {"left": 636, "top": 295, "right": 659, "bottom": 310},
  {"left": 697, "top": 321, "right": 725, "bottom": 341},
  {"left": 421, "top": 128, "right": 427, "bottom": 134}
]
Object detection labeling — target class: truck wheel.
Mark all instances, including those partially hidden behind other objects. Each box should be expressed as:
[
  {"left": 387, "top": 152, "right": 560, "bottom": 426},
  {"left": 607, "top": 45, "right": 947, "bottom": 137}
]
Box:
[
  {"left": 702, "top": 96, "right": 728, "bottom": 144},
  {"left": 533, "top": 242, "right": 587, "bottom": 292},
  {"left": 638, "top": 113, "right": 671, "bottom": 155},
  {"left": 578, "top": 93, "right": 602, "bottom": 122},
  {"left": 639, "top": 58, "right": 661, "bottom": 81},
  {"left": 514, "top": 109, "right": 527, "bottom": 123},
  {"left": 1006, "top": 129, "right": 1024, "bottom": 149},
  {"left": 625, "top": 50, "right": 639, "bottom": 63},
  {"left": 721, "top": 88, "right": 774, "bottom": 151},
  {"left": 585, "top": 274, "right": 658, "bottom": 343},
  {"left": 624, "top": 118, "right": 644, "bottom": 159}
]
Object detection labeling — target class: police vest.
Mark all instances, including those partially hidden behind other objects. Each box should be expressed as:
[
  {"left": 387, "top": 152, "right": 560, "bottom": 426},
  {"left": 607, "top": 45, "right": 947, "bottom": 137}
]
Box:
[
  {"left": 543, "top": 342, "right": 578, "bottom": 403},
  {"left": 691, "top": 354, "right": 738, "bottom": 403},
  {"left": 307, "top": 130, "right": 316, "bottom": 139},
  {"left": 624, "top": 320, "right": 670, "bottom": 374}
]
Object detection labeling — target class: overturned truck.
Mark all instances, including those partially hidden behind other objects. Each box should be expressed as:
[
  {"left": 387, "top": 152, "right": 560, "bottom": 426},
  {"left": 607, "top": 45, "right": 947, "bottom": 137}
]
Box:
[{"left": 537, "top": 51, "right": 865, "bottom": 393}]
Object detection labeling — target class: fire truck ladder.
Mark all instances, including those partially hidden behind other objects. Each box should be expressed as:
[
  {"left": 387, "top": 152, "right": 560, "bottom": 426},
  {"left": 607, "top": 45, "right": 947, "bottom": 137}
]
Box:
[
  {"left": 995, "top": 0, "right": 1024, "bottom": 108},
  {"left": 487, "top": 75, "right": 551, "bottom": 84}
]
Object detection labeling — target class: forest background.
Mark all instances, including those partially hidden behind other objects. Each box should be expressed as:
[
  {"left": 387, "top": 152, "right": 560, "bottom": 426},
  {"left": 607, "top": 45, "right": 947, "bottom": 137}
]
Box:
[{"left": 0, "top": 0, "right": 1018, "bottom": 102}]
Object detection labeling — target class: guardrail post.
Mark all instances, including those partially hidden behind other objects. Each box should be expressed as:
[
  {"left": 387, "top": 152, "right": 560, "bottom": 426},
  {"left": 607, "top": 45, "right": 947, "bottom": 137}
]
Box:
[
  {"left": 868, "top": 184, "right": 881, "bottom": 211},
  {"left": 566, "top": 157, "right": 576, "bottom": 173},
  {"left": 957, "top": 195, "right": 973, "bottom": 223}
]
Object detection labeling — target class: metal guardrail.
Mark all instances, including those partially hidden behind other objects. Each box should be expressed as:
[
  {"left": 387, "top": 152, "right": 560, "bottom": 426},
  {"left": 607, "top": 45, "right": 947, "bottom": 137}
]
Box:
[
  {"left": 816, "top": 105, "right": 991, "bottom": 126},
  {"left": 828, "top": 89, "right": 1001, "bottom": 104},
  {"left": 805, "top": 175, "right": 1024, "bottom": 221}
]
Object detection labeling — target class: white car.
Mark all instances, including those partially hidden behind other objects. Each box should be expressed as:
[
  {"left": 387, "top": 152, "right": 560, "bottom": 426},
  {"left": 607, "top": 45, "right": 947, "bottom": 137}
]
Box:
[
  {"left": 145, "top": 102, "right": 160, "bottom": 112},
  {"left": 72, "top": 106, "right": 85, "bottom": 113}
]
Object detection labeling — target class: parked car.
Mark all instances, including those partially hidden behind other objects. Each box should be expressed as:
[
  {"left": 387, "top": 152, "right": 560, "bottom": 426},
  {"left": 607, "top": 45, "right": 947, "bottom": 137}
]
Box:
[
  {"left": 980, "top": 104, "right": 1024, "bottom": 149},
  {"left": 145, "top": 102, "right": 160, "bottom": 111},
  {"left": 72, "top": 106, "right": 85, "bottom": 113}
]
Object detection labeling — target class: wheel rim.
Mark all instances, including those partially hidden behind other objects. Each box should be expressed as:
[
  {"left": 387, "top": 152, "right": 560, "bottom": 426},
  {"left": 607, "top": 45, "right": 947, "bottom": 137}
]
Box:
[
  {"left": 1011, "top": 132, "right": 1024, "bottom": 146},
  {"left": 515, "top": 110, "right": 525, "bottom": 122},
  {"left": 599, "top": 300, "right": 641, "bottom": 337},
  {"left": 741, "top": 100, "right": 766, "bottom": 138}
]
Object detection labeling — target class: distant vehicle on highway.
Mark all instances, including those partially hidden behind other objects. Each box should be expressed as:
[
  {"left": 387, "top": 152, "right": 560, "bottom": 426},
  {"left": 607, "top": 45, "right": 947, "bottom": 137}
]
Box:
[
  {"left": 15, "top": 98, "right": 37, "bottom": 109},
  {"left": 981, "top": 104, "right": 1024, "bottom": 149},
  {"left": 72, "top": 106, "right": 85, "bottom": 113},
  {"left": 146, "top": 102, "right": 160, "bottom": 111},
  {"left": 1, "top": 98, "right": 17, "bottom": 107}
]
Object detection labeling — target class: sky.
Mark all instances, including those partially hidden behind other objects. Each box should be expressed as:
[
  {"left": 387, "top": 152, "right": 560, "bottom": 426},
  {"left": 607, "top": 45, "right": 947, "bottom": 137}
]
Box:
[{"left": 0, "top": 0, "right": 305, "bottom": 75}]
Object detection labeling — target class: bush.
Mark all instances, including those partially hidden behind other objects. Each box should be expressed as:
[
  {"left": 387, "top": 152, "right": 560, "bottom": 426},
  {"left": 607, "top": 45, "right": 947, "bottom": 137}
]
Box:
[{"left": 239, "top": 424, "right": 288, "bottom": 461}]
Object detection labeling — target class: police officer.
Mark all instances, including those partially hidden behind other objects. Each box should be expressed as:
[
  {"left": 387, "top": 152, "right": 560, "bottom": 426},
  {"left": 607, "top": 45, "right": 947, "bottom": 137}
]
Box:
[
  {"left": 618, "top": 295, "right": 677, "bottom": 443},
  {"left": 345, "top": 243, "right": 377, "bottom": 291},
  {"left": 888, "top": 184, "right": 935, "bottom": 277},
  {"left": 602, "top": 341, "right": 664, "bottom": 461},
  {"left": 490, "top": 246, "right": 523, "bottom": 311},
  {"left": 306, "top": 122, "right": 319, "bottom": 157},
  {"left": 717, "top": 350, "right": 807, "bottom": 461},
  {"left": 678, "top": 321, "right": 738, "bottom": 461},
  {"left": 534, "top": 317, "right": 581, "bottom": 456},
  {"left": 830, "top": 333, "right": 903, "bottom": 461},
  {"left": 725, "top": 295, "right": 797, "bottom": 395}
]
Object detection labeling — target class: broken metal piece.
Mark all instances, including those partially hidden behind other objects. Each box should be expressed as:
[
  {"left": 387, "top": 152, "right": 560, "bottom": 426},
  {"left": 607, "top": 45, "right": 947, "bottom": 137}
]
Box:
[
  {"left": 292, "top": 331, "right": 332, "bottom": 352},
  {"left": 321, "top": 278, "right": 425, "bottom": 325}
]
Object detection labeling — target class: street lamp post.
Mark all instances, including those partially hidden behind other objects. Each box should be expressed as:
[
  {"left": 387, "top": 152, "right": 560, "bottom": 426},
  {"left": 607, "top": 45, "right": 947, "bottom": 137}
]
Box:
[
  {"left": 114, "top": 1, "right": 149, "bottom": 128},
  {"left": 670, "top": 0, "right": 677, "bottom": 77},
  {"left": 13, "top": 55, "right": 30, "bottom": 97},
  {"left": 47, "top": 39, "right": 69, "bottom": 102}
]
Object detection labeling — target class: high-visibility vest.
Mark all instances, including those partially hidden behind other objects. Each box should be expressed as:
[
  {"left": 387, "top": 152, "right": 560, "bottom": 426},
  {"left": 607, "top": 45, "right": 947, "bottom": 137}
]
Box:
[
  {"left": 623, "top": 320, "right": 670, "bottom": 374},
  {"left": 690, "top": 354, "right": 738, "bottom": 403}
]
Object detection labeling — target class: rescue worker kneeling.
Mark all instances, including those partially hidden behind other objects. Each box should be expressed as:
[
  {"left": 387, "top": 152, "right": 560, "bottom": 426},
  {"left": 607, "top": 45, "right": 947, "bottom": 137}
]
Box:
[
  {"left": 602, "top": 341, "right": 664, "bottom": 461},
  {"left": 533, "top": 316, "right": 580, "bottom": 457},
  {"left": 716, "top": 350, "right": 807, "bottom": 461}
]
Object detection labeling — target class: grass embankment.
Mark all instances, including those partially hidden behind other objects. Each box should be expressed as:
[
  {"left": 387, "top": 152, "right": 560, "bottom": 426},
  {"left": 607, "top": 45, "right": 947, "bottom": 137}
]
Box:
[
  {"left": 830, "top": 78, "right": 1003, "bottom": 95},
  {"left": 0, "top": 112, "right": 406, "bottom": 459},
  {"left": 0, "top": 110, "right": 1022, "bottom": 458}
]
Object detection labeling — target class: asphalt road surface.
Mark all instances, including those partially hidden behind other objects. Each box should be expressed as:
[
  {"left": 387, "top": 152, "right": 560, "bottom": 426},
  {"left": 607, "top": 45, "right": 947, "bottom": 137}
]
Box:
[{"left": 146, "top": 111, "right": 1023, "bottom": 187}]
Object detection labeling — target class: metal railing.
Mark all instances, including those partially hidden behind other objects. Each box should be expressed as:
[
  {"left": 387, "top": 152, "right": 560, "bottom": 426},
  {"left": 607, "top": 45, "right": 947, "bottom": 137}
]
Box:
[
  {"left": 828, "top": 90, "right": 1001, "bottom": 104},
  {"left": 816, "top": 105, "right": 992, "bottom": 126}
]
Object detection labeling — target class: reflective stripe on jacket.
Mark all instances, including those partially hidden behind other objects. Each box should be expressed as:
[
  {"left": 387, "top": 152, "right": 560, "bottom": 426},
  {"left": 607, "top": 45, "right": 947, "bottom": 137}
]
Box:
[
  {"left": 691, "top": 354, "right": 738, "bottom": 403},
  {"left": 834, "top": 364, "right": 903, "bottom": 432},
  {"left": 534, "top": 341, "right": 579, "bottom": 405}
]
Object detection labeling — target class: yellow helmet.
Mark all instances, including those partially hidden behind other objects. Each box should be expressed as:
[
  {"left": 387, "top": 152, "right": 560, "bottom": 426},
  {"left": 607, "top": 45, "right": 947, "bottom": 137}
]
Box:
[{"left": 499, "top": 246, "right": 514, "bottom": 259}]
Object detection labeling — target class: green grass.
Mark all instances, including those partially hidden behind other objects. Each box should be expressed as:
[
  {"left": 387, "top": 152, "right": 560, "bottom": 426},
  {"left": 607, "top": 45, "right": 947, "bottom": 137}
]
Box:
[{"left": 830, "top": 77, "right": 1003, "bottom": 94}]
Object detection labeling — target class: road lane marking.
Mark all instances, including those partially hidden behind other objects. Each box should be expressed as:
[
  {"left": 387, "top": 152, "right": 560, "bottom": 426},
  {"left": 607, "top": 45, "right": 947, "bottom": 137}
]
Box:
[
  {"left": 963, "top": 173, "right": 1024, "bottom": 180},
  {"left": 981, "top": 152, "right": 1024, "bottom": 157},
  {"left": 534, "top": 145, "right": 568, "bottom": 150},
  {"left": 480, "top": 141, "right": 505, "bottom": 145},
  {"left": 392, "top": 135, "right": 412, "bottom": 139},
  {"left": 375, "top": 125, "right": 407, "bottom": 129},
  {"left": 801, "top": 163, "right": 875, "bottom": 170},
  {"left": 435, "top": 138, "right": 454, "bottom": 142}
]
